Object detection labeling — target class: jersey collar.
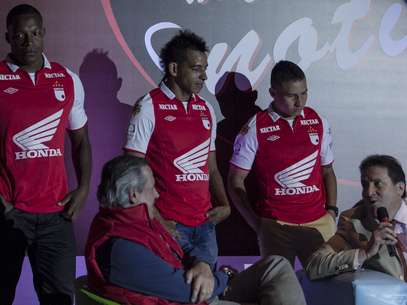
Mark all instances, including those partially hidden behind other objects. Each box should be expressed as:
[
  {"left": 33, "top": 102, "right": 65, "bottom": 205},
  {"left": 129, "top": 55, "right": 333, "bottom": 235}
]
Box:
[
  {"left": 159, "top": 81, "right": 197, "bottom": 102},
  {"left": 5, "top": 53, "right": 51, "bottom": 73},
  {"left": 267, "top": 102, "right": 305, "bottom": 122}
]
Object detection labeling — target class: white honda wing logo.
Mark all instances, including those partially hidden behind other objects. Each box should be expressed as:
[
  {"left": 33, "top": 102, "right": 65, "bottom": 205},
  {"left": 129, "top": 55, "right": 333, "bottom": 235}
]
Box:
[
  {"left": 13, "top": 110, "right": 64, "bottom": 160},
  {"left": 173, "top": 138, "right": 210, "bottom": 181},
  {"left": 273, "top": 151, "right": 320, "bottom": 195}
]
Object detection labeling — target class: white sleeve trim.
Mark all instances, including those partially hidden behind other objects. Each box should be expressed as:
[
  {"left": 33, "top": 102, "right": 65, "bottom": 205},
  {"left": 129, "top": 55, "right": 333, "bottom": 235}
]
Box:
[
  {"left": 206, "top": 101, "right": 217, "bottom": 151},
  {"left": 320, "top": 116, "right": 334, "bottom": 166},
  {"left": 124, "top": 94, "right": 155, "bottom": 154},
  {"left": 230, "top": 116, "right": 258, "bottom": 170},
  {"left": 66, "top": 68, "right": 87, "bottom": 130}
]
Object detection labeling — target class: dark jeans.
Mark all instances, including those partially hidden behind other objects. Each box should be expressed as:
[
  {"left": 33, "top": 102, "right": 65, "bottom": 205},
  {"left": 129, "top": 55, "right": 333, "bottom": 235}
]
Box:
[
  {"left": 176, "top": 221, "right": 218, "bottom": 268},
  {"left": 0, "top": 209, "right": 75, "bottom": 305}
]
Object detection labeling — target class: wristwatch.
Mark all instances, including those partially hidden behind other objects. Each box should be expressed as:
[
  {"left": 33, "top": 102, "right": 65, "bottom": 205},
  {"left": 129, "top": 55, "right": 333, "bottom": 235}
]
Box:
[
  {"left": 219, "top": 265, "right": 237, "bottom": 284},
  {"left": 219, "top": 265, "right": 238, "bottom": 297},
  {"left": 326, "top": 205, "right": 339, "bottom": 217}
]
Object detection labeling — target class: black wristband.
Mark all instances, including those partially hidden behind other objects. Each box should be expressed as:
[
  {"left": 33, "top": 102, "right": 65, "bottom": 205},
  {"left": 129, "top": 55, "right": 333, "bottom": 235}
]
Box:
[{"left": 326, "top": 205, "right": 338, "bottom": 217}]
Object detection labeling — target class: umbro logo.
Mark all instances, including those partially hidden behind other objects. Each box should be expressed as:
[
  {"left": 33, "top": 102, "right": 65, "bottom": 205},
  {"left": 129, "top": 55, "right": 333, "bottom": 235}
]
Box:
[
  {"left": 267, "top": 135, "right": 280, "bottom": 142},
  {"left": 164, "top": 115, "right": 176, "bottom": 122},
  {"left": 173, "top": 138, "right": 210, "bottom": 182},
  {"left": 273, "top": 151, "right": 320, "bottom": 195},
  {"left": 13, "top": 110, "right": 64, "bottom": 160},
  {"left": 3, "top": 87, "right": 18, "bottom": 94}
]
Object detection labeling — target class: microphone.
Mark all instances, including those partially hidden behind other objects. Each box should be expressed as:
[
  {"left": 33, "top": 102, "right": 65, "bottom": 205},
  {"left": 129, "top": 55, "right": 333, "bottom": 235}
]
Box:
[{"left": 377, "top": 207, "right": 396, "bottom": 257}]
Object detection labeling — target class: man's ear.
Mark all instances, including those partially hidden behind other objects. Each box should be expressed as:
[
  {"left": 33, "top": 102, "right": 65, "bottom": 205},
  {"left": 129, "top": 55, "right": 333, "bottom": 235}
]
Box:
[
  {"left": 397, "top": 182, "right": 406, "bottom": 197},
  {"left": 250, "top": 90, "right": 258, "bottom": 103},
  {"left": 128, "top": 188, "right": 139, "bottom": 205},
  {"left": 168, "top": 62, "right": 177, "bottom": 77},
  {"left": 5, "top": 32, "right": 10, "bottom": 44},
  {"left": 269, "top": 87, "right": 275, "bottom": 98}
]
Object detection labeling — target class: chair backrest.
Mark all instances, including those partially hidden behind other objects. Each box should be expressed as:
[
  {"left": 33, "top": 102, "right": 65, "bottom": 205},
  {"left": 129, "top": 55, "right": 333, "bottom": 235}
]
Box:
[{"left": 80, "top": 289, "right": 121, "bottom": 305}]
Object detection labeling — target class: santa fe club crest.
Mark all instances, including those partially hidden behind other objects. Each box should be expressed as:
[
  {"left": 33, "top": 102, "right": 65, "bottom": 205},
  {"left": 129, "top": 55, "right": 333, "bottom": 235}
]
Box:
[
  {"left": 202, "top": 117, "right": 210, "bottom": 130},
  {"left": 53, "top": 82, "right": 66, "bottom": 102}
]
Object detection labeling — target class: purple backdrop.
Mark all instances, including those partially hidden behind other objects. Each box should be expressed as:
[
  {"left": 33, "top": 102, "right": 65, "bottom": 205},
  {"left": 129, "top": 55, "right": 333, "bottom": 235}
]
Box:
[{"left": 2, "top": 0, "right": 407, "bottom": 256}]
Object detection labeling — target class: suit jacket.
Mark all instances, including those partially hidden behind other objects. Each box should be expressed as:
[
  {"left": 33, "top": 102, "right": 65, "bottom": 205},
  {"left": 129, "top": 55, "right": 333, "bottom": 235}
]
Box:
[{"left": 306, "top": 201, "right": 404, "bottom": 281}]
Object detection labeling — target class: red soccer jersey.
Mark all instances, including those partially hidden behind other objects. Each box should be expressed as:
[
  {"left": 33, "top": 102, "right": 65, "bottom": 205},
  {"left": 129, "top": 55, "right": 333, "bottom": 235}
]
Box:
[
  {"left": 231, "top": 106, "right": 333, "bottom": 223},
  {"left": 0, "top": 56, "right": 87, "bottom": 213},
  {"left": 253, "top": 107, "right": 326, "bottom": 223},
  {"left": 125, "top": 83, "right": 215, "bottom": 226}
]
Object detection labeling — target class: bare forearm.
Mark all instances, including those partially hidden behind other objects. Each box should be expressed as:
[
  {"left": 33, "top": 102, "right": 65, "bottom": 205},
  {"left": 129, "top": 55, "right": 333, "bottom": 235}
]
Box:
[
  {"left": 70, "top": 130, "right": 91, "bottom": 190},
  {"left": 209, "top": 169, "right": 229, "bottom": 208},
  {"left": 227, "top": 181, "right": 260, "bottom": 232},
  {"left": 207, "top": 153, "right": 231, "bottom": 224},
  {"left": 322, "top": 165, "right": 337, "bottom": 207}
]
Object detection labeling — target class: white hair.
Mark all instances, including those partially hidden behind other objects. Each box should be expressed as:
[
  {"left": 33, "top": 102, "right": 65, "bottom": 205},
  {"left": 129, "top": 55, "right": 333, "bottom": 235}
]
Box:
[{"left": 97, "top": 156, "right": 148, "bottom": 208}]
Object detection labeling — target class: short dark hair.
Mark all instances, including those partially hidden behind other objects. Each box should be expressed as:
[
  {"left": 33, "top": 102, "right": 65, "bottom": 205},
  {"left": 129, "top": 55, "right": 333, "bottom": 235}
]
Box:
[
  {"left": 7, "top": 4, "right": 43, "bottom": 28},
  {"left": 97, "top": 155, "right": 149, "bottom": 208},
  {"left": 160, "top": 30, "right": 208, "bottom": 76},
  {"left": 359, "top": 155, "right": 406, "bottom": 198},
  {"left": 270, "top": 60, "right": 305, "bottom": 89}
]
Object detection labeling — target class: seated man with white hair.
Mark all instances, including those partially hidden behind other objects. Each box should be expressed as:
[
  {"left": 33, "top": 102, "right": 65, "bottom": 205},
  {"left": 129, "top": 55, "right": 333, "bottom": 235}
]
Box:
[{"left": 85, "top": 155, "right": 306, "bottom": 305}]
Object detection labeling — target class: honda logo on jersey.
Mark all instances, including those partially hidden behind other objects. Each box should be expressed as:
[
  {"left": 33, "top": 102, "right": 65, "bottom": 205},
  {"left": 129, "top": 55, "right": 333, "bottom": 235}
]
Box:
[
  {"left": 53, "top": 82, "right": 66, "bottom": 102},
  {"left": 13, "top": 110, "right": 64, "bottom": 160},
  {"left": 173, "top": 138, "right": 210, "bottom": 182},
  {"left": 273, "top": 151, "right": 320, "bottom": 195}
]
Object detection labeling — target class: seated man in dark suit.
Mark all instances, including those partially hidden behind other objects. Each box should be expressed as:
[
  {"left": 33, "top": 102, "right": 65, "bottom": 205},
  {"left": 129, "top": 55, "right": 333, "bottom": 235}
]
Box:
[
  {"left": 306, "top": 154, "right": 407, "bottom": 281},
  {"left": 85, "top": 155, "right": 306, "bottom": 305}
]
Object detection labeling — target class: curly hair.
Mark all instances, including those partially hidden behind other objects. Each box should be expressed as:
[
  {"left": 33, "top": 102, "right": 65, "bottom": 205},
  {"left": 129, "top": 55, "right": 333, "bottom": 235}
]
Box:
[{"left": 160, "top": 30, "right": 208, "bottom": 76}]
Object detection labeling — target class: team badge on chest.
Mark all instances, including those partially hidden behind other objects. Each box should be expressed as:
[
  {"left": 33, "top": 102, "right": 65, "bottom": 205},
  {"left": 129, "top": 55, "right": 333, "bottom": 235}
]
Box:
[
  {"left": 53, "top": 82, "right": 66, "bottom": 102},
  {"left": 202, "top": 117, "right": 211, "bottom": 130},
  {"left": 309, "top": 133, "right": 319, "bottom": 145},
  {"left": 308, "top": 127, "right": 319, "bottom": 145}
]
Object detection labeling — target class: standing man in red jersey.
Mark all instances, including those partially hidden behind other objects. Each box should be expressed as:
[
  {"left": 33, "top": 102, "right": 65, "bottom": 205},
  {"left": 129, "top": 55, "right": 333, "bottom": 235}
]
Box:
[
  {"left": 0, "top": 4, "right": 91, "bottom": 305},
  {"left": 124, "top": 30, "right": 230, "bottom": 302},
  {"left": 228, "top": 60, "right": 337, "bottom": 267}
]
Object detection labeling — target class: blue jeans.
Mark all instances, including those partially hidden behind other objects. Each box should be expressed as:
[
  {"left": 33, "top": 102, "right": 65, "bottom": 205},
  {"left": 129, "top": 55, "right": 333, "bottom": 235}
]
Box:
[{"left": 175, "top": 221, "right": 218, "bottom": 268}]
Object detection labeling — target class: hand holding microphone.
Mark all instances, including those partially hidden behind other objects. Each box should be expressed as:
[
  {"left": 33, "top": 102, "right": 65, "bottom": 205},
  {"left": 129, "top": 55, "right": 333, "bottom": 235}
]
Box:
[
  {"left": 364, "top": 207, "right": 397, "bottom": 259},
  {"left": 377, "top": 207, "right": 397, "bottom": 256}
]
